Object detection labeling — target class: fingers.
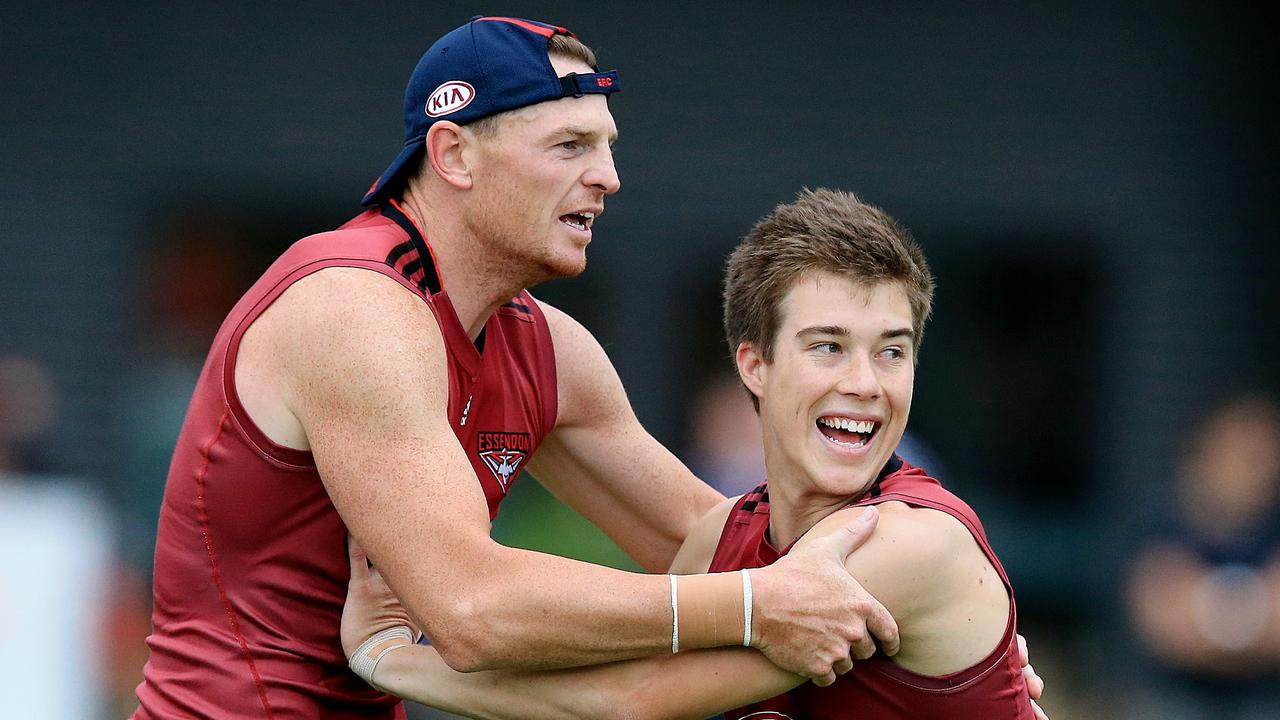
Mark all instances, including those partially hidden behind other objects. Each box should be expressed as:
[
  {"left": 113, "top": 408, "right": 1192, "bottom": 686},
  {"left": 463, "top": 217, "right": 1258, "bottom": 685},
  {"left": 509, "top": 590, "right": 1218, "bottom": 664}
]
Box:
[
  {"left": 832, "top": 655, "right": 854, "bottom": 676},
  {"left": 1023, "top": 663, "right": 1044, "bottom": 699},
  {"left": 849, "top": 625, "right": 877, "bottom": 660},
  {"left": 1031, "top": 699, "right": 1049, "bottom": 720},
  {"left": 811, "top": 670, "right": 837, "bottom": 687},
  {"left": 827, "top": 506, "right": 880, "bottom": 558},
  {"left": 1016, "top": 634, "right": 1045, "bottom": 700},
  {"left": 347, "top": 535, "right": 368, "bottom": 579},
  {"left": 861, "top": 596, "right": 900, "bottom": 656}
]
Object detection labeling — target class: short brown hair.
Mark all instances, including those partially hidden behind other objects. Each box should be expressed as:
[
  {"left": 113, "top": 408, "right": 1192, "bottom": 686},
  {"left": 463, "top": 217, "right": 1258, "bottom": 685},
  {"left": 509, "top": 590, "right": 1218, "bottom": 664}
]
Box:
[
  {"left": 723, "top": 188, "right": 935, "bottom": 369},
  {"left": 467, "top": 34, "right": 600, "bottom": 138}
]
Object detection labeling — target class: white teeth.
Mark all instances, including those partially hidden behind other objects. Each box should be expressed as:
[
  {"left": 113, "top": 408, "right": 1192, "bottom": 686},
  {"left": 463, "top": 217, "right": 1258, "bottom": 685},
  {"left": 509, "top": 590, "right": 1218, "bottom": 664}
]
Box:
[
  {"left": 818, "top": 417, "right": 876, "bottom": 434},
  {"left": 562, "top": 212, "right": 593, "bottom": 230},
  {"left": 823, "top": 435, "right": 865, "bottom": 449}
]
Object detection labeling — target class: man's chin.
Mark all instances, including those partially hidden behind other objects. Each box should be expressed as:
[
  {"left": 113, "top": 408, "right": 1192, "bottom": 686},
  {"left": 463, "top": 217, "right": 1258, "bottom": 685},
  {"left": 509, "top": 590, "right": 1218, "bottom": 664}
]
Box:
[{"left": 542, "top": 254, "right": 588, "bottom": 280}]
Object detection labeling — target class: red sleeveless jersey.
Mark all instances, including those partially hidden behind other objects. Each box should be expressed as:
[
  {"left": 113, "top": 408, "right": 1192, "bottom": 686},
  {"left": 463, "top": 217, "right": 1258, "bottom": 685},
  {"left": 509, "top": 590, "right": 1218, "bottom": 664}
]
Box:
[
  {"left": 133, "top": 202, "right": 557, "bottom": 719},
  {"left": 709, "top": 456, "right": 1032, "bottom": 719}
]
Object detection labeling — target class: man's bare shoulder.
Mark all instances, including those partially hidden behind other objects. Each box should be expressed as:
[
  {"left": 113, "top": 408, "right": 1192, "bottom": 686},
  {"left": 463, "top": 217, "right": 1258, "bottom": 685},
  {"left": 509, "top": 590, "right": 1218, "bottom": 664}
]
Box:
[
  {"left": 842, "top": 501, "right": 1009, "bottom": 675},
  {"left": 236, "top": 266, "right": 445, "bottom": 449},
  {"left": 528, "top": 295, "right": 592, "bottom": 352},
  {"left": 667, "top": 494, "right": 740, "bottom": 574},
  {"left": 270, "top": 266, "right": 431, "bottom": 323},
  {"left": 847, "top": 502, "right": 988, "bottom": 614}
]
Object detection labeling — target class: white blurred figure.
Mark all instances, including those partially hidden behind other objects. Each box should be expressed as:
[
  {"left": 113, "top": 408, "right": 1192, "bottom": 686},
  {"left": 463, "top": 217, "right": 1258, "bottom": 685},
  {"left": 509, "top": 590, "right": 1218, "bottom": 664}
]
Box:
[{"left": 0, "top": 355, "right": 113, "bottom": 719}]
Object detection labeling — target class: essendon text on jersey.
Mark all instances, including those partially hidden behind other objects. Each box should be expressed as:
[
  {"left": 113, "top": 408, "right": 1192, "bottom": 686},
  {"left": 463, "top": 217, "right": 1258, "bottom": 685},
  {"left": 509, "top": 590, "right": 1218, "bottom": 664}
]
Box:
[{"left": 477, "top": 431, "right": 531, "bottom": 491}]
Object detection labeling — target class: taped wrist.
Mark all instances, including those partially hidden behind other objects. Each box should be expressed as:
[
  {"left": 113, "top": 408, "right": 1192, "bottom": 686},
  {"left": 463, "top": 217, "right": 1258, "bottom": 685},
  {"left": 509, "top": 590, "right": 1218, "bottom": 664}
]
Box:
[
  {"left": 349, "top": 626, "right": 414, "bottom": 690},
  {"left": 670, "top": 571, "right": 748, "bottom": 651}
]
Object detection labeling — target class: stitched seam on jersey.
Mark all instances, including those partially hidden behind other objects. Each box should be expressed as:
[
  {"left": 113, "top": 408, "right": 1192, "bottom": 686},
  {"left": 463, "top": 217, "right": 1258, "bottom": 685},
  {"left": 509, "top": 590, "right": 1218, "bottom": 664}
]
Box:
[{"left": 196, "top": 409, "right": 276, "bottom": 719}]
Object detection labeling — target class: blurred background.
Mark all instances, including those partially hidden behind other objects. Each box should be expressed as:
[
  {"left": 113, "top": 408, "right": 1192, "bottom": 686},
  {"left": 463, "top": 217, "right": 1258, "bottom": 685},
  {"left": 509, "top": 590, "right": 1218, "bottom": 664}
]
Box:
[{"left": 2, "top": 1, "right": 1278, "bottom": 718}]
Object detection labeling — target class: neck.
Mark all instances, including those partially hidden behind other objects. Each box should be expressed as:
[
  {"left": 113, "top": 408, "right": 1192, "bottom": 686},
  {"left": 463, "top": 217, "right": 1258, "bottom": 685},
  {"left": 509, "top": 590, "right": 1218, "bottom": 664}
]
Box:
[
  {"left": 397, "top": 188, "right": 527, "bottom": 341},
  {"left": 764, "top": 464, "right": 880, "bottom": 550},
  {"left": 765, "top": 484, "right": 852, "bottom": 551}
]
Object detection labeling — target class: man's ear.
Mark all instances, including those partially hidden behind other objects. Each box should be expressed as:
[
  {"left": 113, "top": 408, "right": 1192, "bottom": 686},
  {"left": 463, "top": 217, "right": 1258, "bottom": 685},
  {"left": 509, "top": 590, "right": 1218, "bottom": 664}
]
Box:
[
  {"left": 735, "top": 341, "right": 767, "bottom": 401},
  {"left": 424, "top": 122, "right": 474, "bottom": 190}
]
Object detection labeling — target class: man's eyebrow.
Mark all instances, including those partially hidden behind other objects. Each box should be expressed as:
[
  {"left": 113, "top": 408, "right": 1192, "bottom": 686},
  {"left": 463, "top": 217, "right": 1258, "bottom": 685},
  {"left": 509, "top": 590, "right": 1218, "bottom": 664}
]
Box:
[
  {"left": 796, "top": 325, "right": 848, "bottom": 338},
  {"left": 794, "top": 326, "right": 914, "bottom": 342},
  {"left": 553, "top": 125, "right": 618, "bottom": 144}
]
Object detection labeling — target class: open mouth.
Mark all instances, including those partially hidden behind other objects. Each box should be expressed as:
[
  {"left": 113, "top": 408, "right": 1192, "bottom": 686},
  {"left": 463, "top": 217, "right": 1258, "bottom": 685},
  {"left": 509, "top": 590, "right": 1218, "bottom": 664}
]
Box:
[
  {"left": 558, "top": 211, "right": 595, "bottom": 231},
  {"left": 816, "top": 416, "right": 879, "bottom": 450}
]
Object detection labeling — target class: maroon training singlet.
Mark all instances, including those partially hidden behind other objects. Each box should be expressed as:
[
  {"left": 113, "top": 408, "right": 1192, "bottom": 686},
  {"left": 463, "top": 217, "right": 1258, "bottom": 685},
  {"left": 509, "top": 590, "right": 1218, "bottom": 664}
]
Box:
[
  {"left": 709, "top": 456, "right": 1033, "bottom": 720},
  {"left": 133, "top": 202, "right": 557, "bottom": 718}
]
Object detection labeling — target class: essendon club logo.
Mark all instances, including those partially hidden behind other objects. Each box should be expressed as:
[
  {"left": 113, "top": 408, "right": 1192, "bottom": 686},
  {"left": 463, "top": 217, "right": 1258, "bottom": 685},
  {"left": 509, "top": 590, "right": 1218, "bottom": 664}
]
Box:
[
  {"left": 425, "top": 81, "right": 476, "bottom": 117},
  {"left": 476, "top": 431, "right": 531, "bottom": 490}
]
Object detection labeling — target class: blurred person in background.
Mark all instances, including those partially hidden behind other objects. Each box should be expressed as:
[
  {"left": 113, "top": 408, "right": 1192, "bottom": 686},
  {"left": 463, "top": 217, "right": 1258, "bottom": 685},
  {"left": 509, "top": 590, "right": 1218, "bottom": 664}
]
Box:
[
  {"left": 338, "top": 189, "right": 1047, "bottom": 720},
  {"left": 0, "top": 354, "right": 58, "bottom": 475},
  {"left": 0, "top": 355, "right": 115, "bottom": 718},
  {"left": 686, "top": 373, "right": 768, "bottom": 497},
  {"left": 1127, "top": 391, "right": 1280, "bottom": 719},
  {"left": 133, "top": 17, "right": 903, "bottom": 719}
]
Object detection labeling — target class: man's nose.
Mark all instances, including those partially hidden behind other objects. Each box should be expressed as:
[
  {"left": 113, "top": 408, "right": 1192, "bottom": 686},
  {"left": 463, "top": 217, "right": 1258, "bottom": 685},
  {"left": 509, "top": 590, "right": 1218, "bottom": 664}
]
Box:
[
  {"left": 585, "top": 148, "right": 620, "bottom": 195},
  {"left": 837, "top": 354, "right": 881, "bottom": 399}
]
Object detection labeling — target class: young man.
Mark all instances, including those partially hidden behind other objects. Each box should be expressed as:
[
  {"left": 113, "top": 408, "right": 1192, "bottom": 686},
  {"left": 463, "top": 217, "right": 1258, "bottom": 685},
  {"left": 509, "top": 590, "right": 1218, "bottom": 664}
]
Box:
[
  {"left": 339, "top": 189, "right": 1047, "bottom": 719},
  {"left": 133, "top": 18, "right": 900, "bottom": 719}
]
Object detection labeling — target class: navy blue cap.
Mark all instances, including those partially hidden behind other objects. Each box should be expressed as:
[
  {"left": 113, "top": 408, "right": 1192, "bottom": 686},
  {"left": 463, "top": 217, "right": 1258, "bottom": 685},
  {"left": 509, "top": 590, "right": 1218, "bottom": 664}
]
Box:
[{"left": 362, "top": 16, "right": 621, "bottom": 206}]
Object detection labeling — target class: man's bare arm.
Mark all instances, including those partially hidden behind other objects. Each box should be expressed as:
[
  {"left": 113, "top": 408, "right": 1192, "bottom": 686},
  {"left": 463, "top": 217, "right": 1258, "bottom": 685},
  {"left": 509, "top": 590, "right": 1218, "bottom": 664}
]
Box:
[
  {"left": 268, "top": 268, "right": 678, "bottom": 671},
  {"left": 343, "top": 497, "right": 1048, "bottom": 719},
  {"left": 341, "top": 513, "right": 805, "bottom": 720},
  {"left": 339, "top": 502, "right": 869, "bottom": 719}
]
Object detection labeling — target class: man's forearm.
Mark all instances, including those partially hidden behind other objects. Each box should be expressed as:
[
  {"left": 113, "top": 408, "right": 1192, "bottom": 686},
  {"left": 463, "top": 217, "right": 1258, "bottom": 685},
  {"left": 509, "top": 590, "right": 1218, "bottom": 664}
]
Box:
[
  {"left": 413, "top": 543, "right": 666, "bottom": 671},
  {"left": 383, "top": 508, "right": 892, "bottom": 680},
  {"left": 413, "top": 542, "right": 735, "bottom": 672},
  {"left": 374, "top": 642, "right": 800, "bottom": 720}
]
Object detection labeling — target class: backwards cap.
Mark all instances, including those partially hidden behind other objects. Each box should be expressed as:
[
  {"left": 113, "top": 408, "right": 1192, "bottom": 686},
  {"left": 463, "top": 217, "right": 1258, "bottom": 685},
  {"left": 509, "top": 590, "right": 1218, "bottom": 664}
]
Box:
[{"left": 361, "top": 16, "right": 621, "bottom": 206}]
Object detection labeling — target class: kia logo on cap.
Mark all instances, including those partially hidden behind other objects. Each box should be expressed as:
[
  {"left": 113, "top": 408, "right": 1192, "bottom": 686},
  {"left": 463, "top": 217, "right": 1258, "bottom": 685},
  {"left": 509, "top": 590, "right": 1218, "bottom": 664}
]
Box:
[{"left": 425, "top": 81, "right": 476, "bottom": 117}]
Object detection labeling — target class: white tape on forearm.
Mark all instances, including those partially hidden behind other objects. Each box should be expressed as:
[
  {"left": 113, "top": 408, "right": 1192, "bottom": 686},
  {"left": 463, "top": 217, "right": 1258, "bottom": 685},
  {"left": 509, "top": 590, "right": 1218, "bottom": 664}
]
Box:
[
  {"left": 669, "top": 574, "right": 680, "bottom": 654},
  {"left": 349, "top": 626, "right": 414, "bottom": 689},
  {"left": 740, "top": 569, "right": 753, "bottom": 647}
]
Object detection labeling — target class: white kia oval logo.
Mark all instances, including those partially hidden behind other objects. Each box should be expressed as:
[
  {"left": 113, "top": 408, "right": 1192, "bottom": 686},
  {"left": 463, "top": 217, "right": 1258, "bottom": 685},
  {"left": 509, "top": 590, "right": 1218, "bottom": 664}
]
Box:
[{"left": 425, "top": 81, "right": 476, "bottom": 117}]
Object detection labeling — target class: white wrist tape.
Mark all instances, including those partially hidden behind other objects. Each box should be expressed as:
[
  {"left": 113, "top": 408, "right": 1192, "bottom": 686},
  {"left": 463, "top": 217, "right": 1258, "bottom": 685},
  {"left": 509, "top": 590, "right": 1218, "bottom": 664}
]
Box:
[
  {"left": 669, "top": 574, "right": 680, "bottom": 654},
  {"left": 350, "top": 626, "right": 415, "bottom": 689},
  {"left": 740, "top": 569, "right": 753, "bottom": 647}
]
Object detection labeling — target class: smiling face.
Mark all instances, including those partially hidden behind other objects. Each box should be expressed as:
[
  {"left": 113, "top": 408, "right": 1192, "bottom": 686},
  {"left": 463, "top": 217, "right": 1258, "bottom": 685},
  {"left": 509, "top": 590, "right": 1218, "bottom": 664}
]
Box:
[
  {"left": 738, "top": 272, "right": 916, "bottom": 510},
  {"left": 461, "top": 53, "right": 620, "bottom": 283}
]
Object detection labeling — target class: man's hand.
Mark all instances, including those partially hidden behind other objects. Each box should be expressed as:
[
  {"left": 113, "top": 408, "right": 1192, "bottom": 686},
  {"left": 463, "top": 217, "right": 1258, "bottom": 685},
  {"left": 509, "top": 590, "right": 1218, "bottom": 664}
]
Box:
[
  {"left": 341, "top": 535, "right": 419, "bottom": 663},
  {"left": 749, "top": 506, "right": 900, "bottom": 686},
  {"left": 1018, "top": 633, "right": 1049, "bottom": 720}
]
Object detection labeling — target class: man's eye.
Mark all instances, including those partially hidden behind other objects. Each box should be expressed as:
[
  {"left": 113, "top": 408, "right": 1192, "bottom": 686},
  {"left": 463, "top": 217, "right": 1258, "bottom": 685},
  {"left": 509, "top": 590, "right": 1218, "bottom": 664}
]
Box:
[
  {"left": 881, "top": 346, "right": 905, "bottom": 360},
  {"left": 814, "top": 342, "right": 840, "bottom": 354},
  {"left": 559, "top": 141, "right": 580, "bottom": 152}
]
